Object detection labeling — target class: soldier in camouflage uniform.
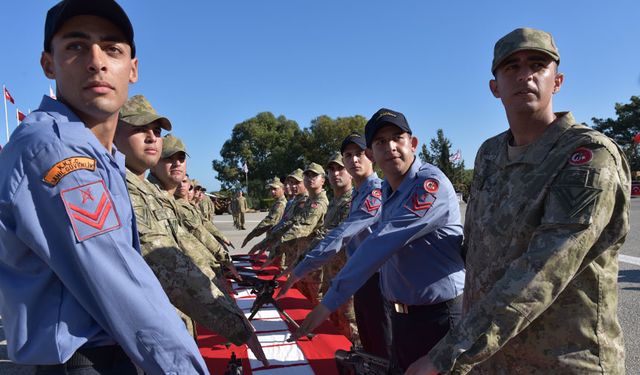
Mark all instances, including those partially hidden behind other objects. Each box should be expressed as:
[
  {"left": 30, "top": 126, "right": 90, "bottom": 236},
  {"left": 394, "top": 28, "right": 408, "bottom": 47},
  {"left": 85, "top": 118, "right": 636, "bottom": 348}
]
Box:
[
  {"left": 236, "top": 191, "right": 248, "bottom": 230},
  {"left": 248, "top": 169, "right": 308, "bottom": 264},
  {"left": 174, "top": 176, "right": 235, "bottom": 271},
  {"left": 265, "top": 163, "right": 329, "bottom": 304},
  {"left": 408, "top": 28, "right": 630, "bottom": 375},
  {"left": 148, "top": 136, "right": 228, "bottom": 276},
  {"left": 241, "top": 178, "right": 288, "bottom": 248},
  {"left": 197, "top": 185, "right": 217, "bottom": 222},
  {"left": 114, "top": 96, "right": 267, "bottom": 364}
]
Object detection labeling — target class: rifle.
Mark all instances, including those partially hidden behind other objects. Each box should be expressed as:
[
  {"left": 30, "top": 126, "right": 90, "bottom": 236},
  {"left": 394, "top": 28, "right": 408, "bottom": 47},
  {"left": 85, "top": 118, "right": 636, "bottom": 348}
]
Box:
[
  {"left": 245, "top": 274, "right": 314, "bottom": 340},
  {"left": 335, "top": 347, "right": 402, "bottom": 375},
  {"left": 223, "top": 352, "right": 243, "bottom": 375}
]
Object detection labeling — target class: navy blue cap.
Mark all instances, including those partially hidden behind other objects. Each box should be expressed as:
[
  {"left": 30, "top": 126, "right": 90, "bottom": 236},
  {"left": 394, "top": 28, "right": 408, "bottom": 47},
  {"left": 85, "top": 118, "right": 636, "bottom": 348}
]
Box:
[
  {"left": 340, "top": 132, "right": 367, "bottom": 153},
  {"left": 45, "top": 0, "right": 135, "bottom": 57},
  {"left": 364, "top": 108, "right": 411, "bottom": 147}
]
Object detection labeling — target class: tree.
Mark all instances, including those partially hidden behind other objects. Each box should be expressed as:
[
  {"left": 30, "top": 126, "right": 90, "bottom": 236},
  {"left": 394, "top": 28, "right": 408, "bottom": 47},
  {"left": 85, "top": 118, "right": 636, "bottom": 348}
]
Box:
[
  {"left": 212, "top": 112, "right": 304, "bottom": 194},
  {"left": 301, "top": 115, "right": 367, "bottom": 166},
  {"left": 591, "top": 95, "right": 640, "bottom": 172},
  {"left": 419, "top": 129, "right": 470, "bottom": 194}
]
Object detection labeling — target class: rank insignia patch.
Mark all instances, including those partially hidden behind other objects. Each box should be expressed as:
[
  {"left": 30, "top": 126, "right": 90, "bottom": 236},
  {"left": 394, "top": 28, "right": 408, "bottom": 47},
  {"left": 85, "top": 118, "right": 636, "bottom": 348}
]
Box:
[
  {"left": 404, "top": 184, "right": 437, "bottom": 217},
  {"left": 61, "top": 180, "right": 121, "bottom": 241},
  {"left": 361, "top": 190, "right": 382, "bottom": 215},
  {"left": 568, "top": 147, "right": 593, "bottom": 166},
  {"left": 43, "top": 157, "right": 96, "bottom": 186}
]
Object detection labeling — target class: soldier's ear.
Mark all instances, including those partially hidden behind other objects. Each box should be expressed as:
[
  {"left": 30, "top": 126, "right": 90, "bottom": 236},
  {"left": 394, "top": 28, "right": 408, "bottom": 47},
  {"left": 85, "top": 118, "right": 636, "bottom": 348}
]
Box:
[
  {"left": 41, "top": 52, "right": 55, "bottom": 79},
  {"left": 489, "top": 79, "right": 500, "bottom": 98},
  {"left": 365, "top": 148, "right": 375, "bottom": 164}
]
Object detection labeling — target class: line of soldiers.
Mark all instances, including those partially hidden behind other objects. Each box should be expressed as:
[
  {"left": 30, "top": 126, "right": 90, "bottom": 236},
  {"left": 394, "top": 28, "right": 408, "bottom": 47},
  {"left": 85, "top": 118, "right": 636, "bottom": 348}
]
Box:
[{"left": 115, "top": 95, "right": 268, "bottom": 365}]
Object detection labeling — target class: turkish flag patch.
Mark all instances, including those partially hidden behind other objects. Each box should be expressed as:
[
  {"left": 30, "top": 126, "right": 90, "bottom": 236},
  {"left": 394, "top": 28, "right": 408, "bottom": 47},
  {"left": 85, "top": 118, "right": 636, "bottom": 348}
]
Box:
[
  {"left": 568, "top": 147, "right": 593, "bottom": 166},
  {"left": 60, "top": 180, "right": 121, "bottom": 241},
  {"left": 423, "top": 179, "right": 439, "bottom": 193},
  {"left": 404, "top": 183, "right": 437, "bottom": 217}
]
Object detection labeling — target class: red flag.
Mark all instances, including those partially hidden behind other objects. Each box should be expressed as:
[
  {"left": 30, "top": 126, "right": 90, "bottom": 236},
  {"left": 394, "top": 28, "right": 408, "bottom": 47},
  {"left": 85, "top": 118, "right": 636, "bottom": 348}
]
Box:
[
  {"left": 634, "top": 133, "right": 640, "bottom": 144},
  {"left": 17, "top": 109, "right": 26, "bottom": 122},
  {"left": 3, "top": 87, "right": 15, "bottom": 104}
]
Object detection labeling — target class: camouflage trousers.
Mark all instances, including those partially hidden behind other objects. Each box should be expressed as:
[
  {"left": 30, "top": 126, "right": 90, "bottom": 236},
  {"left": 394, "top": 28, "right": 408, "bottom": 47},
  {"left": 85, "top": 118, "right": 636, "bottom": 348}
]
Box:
[
  {"left": 330, "top": 297, "right": 360, "bottom": 346},
  {"left": 297, "top": 269, "right": 323, "bottom": 306},
  {"left": 320, "top": 251, "right": 359, "bottom": 345}
]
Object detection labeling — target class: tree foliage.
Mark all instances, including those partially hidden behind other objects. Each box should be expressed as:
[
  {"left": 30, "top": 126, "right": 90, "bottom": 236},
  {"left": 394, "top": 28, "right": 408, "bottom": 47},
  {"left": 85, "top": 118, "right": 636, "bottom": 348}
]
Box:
[
  {"left": 591, "top": 95, "right": 640, "bottom": 172},
  {"left": 301, "top": 115, "right": 367, "bottom": 166},
  {"left": 419, "top": 129, "right": 471, "bottom": 195},
  {"left": 212, "top": 113, "right": 367, "bottom": 200},
  {"left": 212, "top": 112, "right": 304, "bottom": 193}
]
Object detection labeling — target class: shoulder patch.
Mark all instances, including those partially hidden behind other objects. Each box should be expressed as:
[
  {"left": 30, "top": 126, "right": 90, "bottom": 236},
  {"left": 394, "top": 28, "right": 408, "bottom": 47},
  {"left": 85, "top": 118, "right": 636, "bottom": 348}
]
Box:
[
  {"left": 568, "top": 147, "right": 593, "bottom": 166},
  {"left": 61, "top": 180, "right": 121, "bottom": 241},
  {"left": 371, "top": 188, "right": 382, "bottom": 198},
  {"left": 404, "top": 183, "right": 437, "bottom": 217},
  {"left": 423, "top": 179, "right": 439, "bottom": 194},
  {"left": 360, "top": 189, "right": 382, "bottom": 215},
  {"left": 43, "top": 157, "right": 97, "bottom": 186}
]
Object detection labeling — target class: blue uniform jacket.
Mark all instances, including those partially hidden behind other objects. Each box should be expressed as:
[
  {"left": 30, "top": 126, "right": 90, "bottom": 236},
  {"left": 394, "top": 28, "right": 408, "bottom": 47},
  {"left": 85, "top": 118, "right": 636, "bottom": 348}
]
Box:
[
  {"left": 0, "top": 97, "right": 208, "bottom": 374},
  {"left": 322, "top": 159, "right": 465, "bottom": 311},
  {"left": 292, "top": 173, "right": 383, "bottom": 279}
]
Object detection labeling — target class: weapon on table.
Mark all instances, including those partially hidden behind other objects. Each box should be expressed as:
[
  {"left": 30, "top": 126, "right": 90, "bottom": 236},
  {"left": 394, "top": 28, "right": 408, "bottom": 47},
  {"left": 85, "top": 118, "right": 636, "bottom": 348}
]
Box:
[
  {"left": 335, "top": 347, "right": 402, "bottom": 375},
  {"left": 231, "top": 254, "right": 258, "bottom": 263},
  {"left": 223, "top": 352, "right": 243, "bottom": 375},
  {"left": 245, "top": 274, "right": 314, "bottom": 340}
]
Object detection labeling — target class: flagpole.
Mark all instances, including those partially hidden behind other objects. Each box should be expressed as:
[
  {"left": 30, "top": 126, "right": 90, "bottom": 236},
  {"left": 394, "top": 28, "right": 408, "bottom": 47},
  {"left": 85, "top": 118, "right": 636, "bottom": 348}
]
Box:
[
  {"left": 3, "top": 84, "right": 9, "bottom": 144},
  {"left": 16, "top": 109, "right": 19, "bottom": 127}
]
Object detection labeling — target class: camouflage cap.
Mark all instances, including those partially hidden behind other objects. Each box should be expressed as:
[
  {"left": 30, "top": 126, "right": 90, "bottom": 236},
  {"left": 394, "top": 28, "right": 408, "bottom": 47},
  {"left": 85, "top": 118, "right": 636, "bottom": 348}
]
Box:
[
  {"left": 192, "top": 179, "right": 202, "bottom": 188},
  {"left": 266, "top": 178, "right": 284, "bottom": 189},
  {"left": 492, "top": 27, "right": 560, "bottom": 74},
  {"left": 119, "top": 95, "right": 172, "bottom": 130},
  {"left": 304, "top": 162, "right": 325, "bottom": 176},
  {"left": 287, "top": 168, "right": 304, "bottom": 182},
  {"left": 161, "top": 134, "right": 189, "bottom": 159},
  {"left": 326, "top": 152, "right": 344, "bottom": 168}
]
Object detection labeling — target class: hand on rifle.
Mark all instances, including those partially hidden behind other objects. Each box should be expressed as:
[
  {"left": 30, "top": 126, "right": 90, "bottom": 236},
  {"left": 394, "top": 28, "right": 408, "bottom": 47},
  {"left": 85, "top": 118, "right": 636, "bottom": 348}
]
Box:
[
  {"left": 289, "top": 303, "right": 330, "bottom": 341},
  {"left": 275, "top": 273, "right": 299, "bottom": 299}
]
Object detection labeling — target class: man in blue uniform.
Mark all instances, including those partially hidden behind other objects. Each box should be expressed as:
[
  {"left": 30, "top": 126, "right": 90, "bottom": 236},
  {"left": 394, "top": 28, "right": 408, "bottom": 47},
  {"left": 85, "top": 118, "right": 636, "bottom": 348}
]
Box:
[
  {"left": 277, "top": 132, "right": 390, "bottom": 357},
  {"left": 0, "top": 1, "right": 209, "bottom": 374},
  {"left": 292, "top": 108, "right": 466, "bottom": 371}
]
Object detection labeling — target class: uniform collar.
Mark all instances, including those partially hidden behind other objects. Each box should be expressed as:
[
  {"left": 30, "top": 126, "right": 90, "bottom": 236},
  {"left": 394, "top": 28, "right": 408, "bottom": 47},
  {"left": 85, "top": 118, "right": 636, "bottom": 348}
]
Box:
[
  {"left": 494, "top": 112, "right": 576, "bottom": 167},
  {"left": 353, "top": 172, "right": 380, "bottom": 198},
  {"left": 39, "top": 96, "right": 125, "bottom": 168},
  {"left": 382, "top": 157, "right": 420, "bottom": 199}
]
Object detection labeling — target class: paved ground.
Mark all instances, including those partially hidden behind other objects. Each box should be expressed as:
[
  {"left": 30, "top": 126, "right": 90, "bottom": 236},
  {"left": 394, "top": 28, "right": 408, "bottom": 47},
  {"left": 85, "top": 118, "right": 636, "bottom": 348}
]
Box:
[{"left": 2, "top": 200, "right": 639, "bottom": 373}]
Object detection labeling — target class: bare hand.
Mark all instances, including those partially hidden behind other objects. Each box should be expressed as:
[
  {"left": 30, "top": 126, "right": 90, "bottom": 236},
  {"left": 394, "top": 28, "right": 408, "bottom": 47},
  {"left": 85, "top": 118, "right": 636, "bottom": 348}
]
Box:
[
  {"left": 225, "top": 239, "right": 235, "bottom": 249},
  {"left": 245, "top": 331, "right": 269, "bottom": 367},
  {"left": 241, "top": 237, "right": 250, "bottom": 248},
  {"left": 290, "top": 304, "right": 331, "bottom": 341},
  {"left": 404, "top": 355, "right": 439, "bottom": 375},
  {"left": 275, "top": 274, "right": 299, "bottom": 299}
]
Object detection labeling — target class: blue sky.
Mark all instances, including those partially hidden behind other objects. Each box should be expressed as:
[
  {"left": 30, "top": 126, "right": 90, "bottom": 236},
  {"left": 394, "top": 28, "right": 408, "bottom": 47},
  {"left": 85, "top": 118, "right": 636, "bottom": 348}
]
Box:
[{"left": 2, "top": 1, "right": 639, "bottom": 191}]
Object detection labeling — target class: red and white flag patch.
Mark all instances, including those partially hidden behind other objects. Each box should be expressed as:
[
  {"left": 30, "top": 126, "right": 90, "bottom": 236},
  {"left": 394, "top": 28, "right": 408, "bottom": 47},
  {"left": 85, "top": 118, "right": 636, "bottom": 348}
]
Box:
[
  {"left": 423, "top": 179, "right": 439, "bottom": 194},
  {"left": 61, "top": 180, "right": 121, "bottom": 241},
  {"left": 568, "top": 147, "right": 593, "bottom": 166}
]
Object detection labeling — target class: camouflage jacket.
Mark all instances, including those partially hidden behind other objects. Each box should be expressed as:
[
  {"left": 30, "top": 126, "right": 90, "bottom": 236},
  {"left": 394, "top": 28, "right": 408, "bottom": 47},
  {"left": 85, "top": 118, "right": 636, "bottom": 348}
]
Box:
[
  {"left": 268, "top": 193, "right": 309, "bottom": 241},
  {"left": 270, "top": 190, "right": 329, "bottom": 259},
  {"left": 198, "top": 197, "right": 215, "bottom": 221},
  {"left": 127, "top": 170, "right": 251, "bottom": 344},
  {"left": 237, "top": 196, "right": 248, "bottom": 212},
  {"left": 318, "top": 189, "right": 352, "bottom": 287},
  {"left": 175, "top": 197, "right": 230, "bottom": 266},
  {"left": 427, "top": 112, "right": 630, "bottom": 375},
  {"left": 146, "top": 174, "right": 222, "bottom": 272},
  {"left": 244, "top": 195, "right": 287, "bottom": 243}
]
